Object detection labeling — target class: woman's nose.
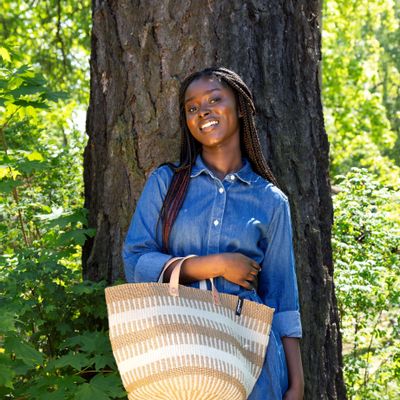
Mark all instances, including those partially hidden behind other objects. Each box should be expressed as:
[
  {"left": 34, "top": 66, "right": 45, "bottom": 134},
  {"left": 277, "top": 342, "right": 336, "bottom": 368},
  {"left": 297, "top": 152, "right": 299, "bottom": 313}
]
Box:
[{"left": 198, "top": 106, "right": 210, "bottom": 118}]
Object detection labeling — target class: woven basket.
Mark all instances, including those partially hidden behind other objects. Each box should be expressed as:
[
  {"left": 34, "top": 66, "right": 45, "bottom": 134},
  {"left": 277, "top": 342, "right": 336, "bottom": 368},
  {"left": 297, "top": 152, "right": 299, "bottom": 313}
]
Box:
[{"left": 105, "top": 259, "right": 274, "bottom": 400}]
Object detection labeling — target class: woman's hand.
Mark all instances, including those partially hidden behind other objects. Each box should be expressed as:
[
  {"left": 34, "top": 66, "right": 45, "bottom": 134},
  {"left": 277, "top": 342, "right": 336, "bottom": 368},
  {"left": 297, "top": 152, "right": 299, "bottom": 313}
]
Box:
[
  {"left": 218, "top": 253, "right": 261, "bottom": 289},
  {"left": 163, "top": 253, "right": 261, "bottom": 289}
]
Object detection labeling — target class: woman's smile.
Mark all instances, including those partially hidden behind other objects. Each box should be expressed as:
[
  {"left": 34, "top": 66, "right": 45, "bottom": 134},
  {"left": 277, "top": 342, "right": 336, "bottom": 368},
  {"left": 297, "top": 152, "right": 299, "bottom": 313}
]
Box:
[{"left": 199, "top": 118, "right": 219, "bottom": 131}]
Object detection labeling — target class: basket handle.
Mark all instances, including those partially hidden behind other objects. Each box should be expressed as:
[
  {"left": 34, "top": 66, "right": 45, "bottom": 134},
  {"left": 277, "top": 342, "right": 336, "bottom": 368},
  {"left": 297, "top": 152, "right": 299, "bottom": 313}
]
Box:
[
  {"left": 169, "top": 256, "right": 221, "bottom": 306},
  {"left": 158, "top": 257, "right": 183, "bottom": 283}
]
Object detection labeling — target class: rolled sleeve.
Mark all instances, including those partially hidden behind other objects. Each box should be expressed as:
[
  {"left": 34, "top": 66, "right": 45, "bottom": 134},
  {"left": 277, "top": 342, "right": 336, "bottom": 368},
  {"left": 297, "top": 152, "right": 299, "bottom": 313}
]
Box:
[
  {"left": 125, "top": 251, "right": 173, "bottom": 283},
  {"left": 258, "top": 191, "right": 302, "bottom": 338},
  {"left": 123, "top": 167, "right": 173, "bottom": 283},
  {"left": 272, "top": 311, "right": 302, "bottom": 338}
]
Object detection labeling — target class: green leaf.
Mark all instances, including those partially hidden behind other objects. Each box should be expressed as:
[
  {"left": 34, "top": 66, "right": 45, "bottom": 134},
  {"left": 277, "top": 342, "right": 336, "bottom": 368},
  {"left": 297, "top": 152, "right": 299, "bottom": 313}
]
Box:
[
  {"left": 92, "top": 353, "right": 115, "bottom": 371},
  {"left": 36, "top": 208, "right": 87, "bottom": 228},
  {"left": 14, "top": 65, "right": 31, "bottom": 75},
  {"left": 0, "top": 79, "right": 9, "bottom": 89},
  {"left": 21, "top": 73, "right": 47, "bottom": 87},
  {"left": 39, "top": 391, "right": 69, "bottom": 400},
  {"left": 53, "top": 352, "right": 91, "bottom": 371},
  {"left": 9, "top": 85, "right": 45, "bottom": 97},
  {"left": 70, "top": 281, "right": 105, "bottom": 295},
  {"left": 17, "top": 159, "right": 48, "bottom": 174},
  {"left": 63, "top": 331, "right": 110, "bottom": 355},
  {"left": 0, "top": 47, "right": 11, "bottom": 62},
  {"left": 90, "top": 374, "right": 126, "bottom": 398},
  {"left": 5, "top": 336, "right": 44, "bottom": 367},
  {"left": 0, "top": 310, "right": 16, "bottom": 332},
  {"left": 74, "top": 383, "right": 111, "bottom": 400},
  {"left": 13, "top": 99, "right": 49, "bottom": 108},
  {"left": 23, "top": 375, "right": 84, "bottom": 400},
  {"left": 0, "top": 179, "right": 23, "bottom": 193},
  {"left": 26, "top": 151, "right": 44, "bottom": 161},
  {"left": 41, "top": 91, "right": 69, "bottom": 102},
  {"left": 56, "top": 228, "right": 96, "bottom": 246},
  {"left": 12, "top": 359, "right": 32, "bottom": 376},
  {"left": 0, "top": 363, "right": 15, "bottom": 389},
  {"left": 56, "top": 375, "right": 86, "bottom": 389}
]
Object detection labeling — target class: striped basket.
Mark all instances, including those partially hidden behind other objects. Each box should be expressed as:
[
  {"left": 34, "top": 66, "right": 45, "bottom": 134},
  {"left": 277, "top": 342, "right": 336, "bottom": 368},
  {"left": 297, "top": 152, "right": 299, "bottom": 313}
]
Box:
[{"left": 105, "top": 259, "right": 274, "bottom": 400}]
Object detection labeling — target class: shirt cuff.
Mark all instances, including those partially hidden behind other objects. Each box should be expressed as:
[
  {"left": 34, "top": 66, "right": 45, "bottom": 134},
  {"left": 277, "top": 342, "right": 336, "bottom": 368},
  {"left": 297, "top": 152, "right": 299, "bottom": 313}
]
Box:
[
  {"left": 133, "top": 252, "right": 173, "bottom": 283},
  {"left": 272, "top": 310, "right": 302, "bottom": 338}
]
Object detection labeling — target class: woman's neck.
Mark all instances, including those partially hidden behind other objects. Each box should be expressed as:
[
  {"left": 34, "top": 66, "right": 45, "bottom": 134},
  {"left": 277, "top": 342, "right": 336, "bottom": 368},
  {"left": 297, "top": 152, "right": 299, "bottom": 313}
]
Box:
[{"left": 201, "top": 147, "right": 243, "bottom": 180}]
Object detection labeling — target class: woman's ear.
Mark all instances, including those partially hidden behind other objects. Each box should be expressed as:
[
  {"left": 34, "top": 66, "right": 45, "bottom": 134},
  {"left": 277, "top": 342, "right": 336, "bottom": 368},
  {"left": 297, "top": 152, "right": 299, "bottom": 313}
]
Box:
[{"left": 238, "top": 106, "right": 243, "bottom": 118}]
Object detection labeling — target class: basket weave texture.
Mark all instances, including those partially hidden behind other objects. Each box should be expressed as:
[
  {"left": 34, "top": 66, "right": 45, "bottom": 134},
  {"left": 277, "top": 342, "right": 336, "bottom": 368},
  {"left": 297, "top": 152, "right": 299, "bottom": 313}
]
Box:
[{"left": 105, "top": 282, "right": 274, "bottom": 400}]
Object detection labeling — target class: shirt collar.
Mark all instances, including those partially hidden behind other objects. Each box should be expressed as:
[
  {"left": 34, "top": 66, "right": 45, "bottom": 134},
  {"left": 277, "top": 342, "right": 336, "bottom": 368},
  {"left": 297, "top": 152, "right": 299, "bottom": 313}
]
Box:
[{"left": 190, "top": 154, "right": 255, "bottom": 185}]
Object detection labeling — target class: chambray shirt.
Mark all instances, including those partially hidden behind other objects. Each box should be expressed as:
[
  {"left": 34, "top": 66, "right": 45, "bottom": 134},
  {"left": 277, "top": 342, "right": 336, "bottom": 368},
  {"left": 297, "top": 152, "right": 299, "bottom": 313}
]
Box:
[{"left": 123, "top": 155, "right": 302, "bottom": 340}]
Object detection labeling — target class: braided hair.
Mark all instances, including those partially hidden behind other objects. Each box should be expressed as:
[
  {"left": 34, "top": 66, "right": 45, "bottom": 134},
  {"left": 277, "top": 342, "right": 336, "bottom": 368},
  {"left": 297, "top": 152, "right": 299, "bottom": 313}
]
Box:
[{"left": 160, "top": 67, "right": 278, "bottom": 251}]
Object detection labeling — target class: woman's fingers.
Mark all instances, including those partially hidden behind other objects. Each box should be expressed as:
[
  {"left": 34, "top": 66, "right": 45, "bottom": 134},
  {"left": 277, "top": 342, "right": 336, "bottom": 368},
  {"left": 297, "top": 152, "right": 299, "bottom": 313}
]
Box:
[
  {"left": 250, "top": 269, "right": 259, "bottom": 276},
  {"left": 251, "top": 262, "right": 261, "bottom": 271},
  {"left": 250, "top": 263, "right": 261, "bottom": 274},
  {"left": 220, "top": 253, "right": 261, "bottom": 289},
  {"left": 247, "top": 271, "right": 259, "bottom": 282},
  {"left": 243, "top": 280, "right": 253, "bottom": 290}
]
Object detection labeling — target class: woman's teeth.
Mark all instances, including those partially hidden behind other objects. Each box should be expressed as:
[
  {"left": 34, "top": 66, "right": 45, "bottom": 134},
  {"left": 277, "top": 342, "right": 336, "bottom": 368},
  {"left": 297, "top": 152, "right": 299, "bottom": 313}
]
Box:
[{"left": 200, "top": 120, "right": 219, "bottom": 130}]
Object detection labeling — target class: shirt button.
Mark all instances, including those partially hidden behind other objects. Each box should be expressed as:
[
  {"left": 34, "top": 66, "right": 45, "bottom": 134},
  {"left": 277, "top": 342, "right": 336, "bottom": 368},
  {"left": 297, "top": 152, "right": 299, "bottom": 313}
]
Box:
[
  {"left": 229, "top": 175, "right": 235, "bottom": 181},
  {"left": 218, "top": 187, "right": 224, "bottom": 194},
  {"left": 213, "top": 220, "right": 219, "bottom": 226}
]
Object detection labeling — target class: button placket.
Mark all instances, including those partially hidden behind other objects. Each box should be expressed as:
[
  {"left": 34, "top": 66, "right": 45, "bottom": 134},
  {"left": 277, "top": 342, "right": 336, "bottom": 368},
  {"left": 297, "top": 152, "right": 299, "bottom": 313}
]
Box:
[{"left": 206, "top": 182, "right": 226, "bottom": 255}]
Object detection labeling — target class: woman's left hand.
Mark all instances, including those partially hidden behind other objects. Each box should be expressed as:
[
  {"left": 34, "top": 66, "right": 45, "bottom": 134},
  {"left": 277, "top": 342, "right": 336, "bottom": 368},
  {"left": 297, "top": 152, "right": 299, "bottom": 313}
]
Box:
[{"left": 283, "top": 386, "right": 304, "bottom": 400}]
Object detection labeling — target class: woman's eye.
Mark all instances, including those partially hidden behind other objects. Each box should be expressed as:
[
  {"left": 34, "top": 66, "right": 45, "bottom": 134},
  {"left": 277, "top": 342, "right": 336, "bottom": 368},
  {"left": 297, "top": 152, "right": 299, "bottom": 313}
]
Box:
[
  {"left": 187, "top": 106, "right": 197, "bottom": 113},
  {"left": 210, "top": 97, "right": 220, "bottom": 104}
]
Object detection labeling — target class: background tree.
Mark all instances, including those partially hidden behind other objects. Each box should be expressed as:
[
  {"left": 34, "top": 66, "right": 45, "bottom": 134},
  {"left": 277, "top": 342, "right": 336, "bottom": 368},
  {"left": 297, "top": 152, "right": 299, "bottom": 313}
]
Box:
[{"left": 83, "top": 0, "right": 346, "bottom": 398}]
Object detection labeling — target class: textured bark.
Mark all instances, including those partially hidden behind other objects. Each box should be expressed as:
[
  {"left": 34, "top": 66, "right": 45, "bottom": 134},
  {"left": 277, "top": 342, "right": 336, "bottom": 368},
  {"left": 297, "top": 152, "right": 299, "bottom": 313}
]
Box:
[{"left": 83, "top": 0, "right": 346, "bottom": 398}]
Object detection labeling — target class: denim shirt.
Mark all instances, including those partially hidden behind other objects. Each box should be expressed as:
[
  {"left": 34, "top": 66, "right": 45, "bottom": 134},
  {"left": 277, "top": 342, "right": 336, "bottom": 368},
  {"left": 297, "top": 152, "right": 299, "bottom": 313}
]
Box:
[{"left": 123, "top": 154, "right": 302, "bottom": 339}]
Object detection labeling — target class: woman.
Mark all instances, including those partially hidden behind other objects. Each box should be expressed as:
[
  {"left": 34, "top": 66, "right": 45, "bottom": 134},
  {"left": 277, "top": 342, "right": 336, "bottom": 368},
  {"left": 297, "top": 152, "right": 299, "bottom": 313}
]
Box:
[{"left": 123, "top": 67, "right": 304, "bottom": 400}]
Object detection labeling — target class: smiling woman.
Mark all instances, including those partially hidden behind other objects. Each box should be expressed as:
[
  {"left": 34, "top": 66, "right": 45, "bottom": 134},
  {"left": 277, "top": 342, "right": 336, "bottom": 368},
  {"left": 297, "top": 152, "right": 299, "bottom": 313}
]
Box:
[{"left": 122, "top": 67, "right": 304, "bottom": 400}]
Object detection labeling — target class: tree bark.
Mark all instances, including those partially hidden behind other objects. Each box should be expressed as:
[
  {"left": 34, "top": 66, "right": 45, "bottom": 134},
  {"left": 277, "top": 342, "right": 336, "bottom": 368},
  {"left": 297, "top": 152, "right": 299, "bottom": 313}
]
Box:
[{"left": 83, "top": 0, "right": 346, "bottom": 398}]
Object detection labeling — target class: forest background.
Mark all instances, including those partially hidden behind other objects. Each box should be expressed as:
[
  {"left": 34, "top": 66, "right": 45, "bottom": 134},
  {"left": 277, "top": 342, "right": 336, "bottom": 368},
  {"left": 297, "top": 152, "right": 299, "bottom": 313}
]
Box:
[{"left": 0, "top": 1, "right": 399, "bottom": 399}]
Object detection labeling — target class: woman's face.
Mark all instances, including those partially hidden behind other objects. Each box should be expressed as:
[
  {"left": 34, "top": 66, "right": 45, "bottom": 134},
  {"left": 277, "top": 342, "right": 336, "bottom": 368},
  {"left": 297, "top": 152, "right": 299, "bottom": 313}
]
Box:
[{"left": 183, "top": 76, "right": 241, "bottom": 150}]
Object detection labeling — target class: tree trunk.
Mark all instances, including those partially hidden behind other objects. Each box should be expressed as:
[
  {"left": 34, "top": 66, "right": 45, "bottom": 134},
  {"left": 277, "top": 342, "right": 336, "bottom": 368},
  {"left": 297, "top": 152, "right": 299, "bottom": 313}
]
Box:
[{"left": 83, "top": 0, "right": 346, "bottom": 398}]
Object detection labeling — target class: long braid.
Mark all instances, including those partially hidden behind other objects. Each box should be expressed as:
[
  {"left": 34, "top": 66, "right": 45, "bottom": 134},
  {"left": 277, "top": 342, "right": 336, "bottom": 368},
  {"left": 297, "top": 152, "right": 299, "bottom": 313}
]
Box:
[
  {"left": 160, "top": 67, "right": 279, "bottom": 251},
  {"left": 213, "top": 70, "right": 278, "bottom": 186},
  {"left": 239, "top": 97, "right": 279, "bottom": 186}
]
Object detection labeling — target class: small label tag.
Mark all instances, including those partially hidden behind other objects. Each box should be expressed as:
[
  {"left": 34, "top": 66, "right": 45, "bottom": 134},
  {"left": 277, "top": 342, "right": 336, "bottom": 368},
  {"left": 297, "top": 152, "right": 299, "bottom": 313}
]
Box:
[{"left": 236, "top": 297, "right": 244, "bottom": 316}]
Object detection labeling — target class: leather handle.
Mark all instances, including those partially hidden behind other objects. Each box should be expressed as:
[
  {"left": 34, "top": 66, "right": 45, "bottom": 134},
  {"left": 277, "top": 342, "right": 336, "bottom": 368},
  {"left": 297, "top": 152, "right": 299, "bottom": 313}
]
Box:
[
  {"left": 169, "top": 255, "right": 196, "bottom": 295},
  {"left": 169, "top": 255, "right": 221, "bottom": 306},
  {"left": 158, "top": 257, "right": 183, "bottom": 283}
]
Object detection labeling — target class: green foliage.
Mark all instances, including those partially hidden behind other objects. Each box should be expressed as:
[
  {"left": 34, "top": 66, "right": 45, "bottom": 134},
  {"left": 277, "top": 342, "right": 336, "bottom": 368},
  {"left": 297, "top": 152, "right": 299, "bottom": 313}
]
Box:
[
  {"left": 0, "top": 58, "right": 84, "bottom": 248},
  {"left": 332, "top": 168, "right": 400, "bottom": 399},
  {"left": 323, "top": 0, "right": 400, "bottom": 184},
  {"left": 0, "top": 0, "right": 91, "bottom": 104},
  {"left": 324, "top": 2, "right": 400, "bottom": 397},
  {"left": 0, "top": 199, "right": 126, "bottom": 398},
  {"left": 0, "top": 12, "right": 126, "bottom": 398}
]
